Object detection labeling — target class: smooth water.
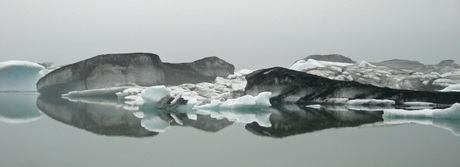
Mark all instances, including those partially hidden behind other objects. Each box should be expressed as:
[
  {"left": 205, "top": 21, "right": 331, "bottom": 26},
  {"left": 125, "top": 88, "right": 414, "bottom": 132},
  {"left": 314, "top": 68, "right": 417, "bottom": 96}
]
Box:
[{"left": 1, "top": 92, "right": 459, "bottom": 167}]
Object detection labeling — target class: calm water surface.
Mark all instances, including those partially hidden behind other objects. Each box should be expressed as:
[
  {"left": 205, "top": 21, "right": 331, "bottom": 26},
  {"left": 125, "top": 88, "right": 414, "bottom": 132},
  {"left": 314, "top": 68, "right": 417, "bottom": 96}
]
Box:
[{"left": 1, "top": 92, "right": 459, "bottom": 167}]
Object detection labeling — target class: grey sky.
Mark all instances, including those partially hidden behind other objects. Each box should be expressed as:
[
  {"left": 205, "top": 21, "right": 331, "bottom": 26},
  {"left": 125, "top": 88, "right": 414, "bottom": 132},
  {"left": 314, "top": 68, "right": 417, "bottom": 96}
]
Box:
[{"left": 1, "top": 0, "right": 459, "bottom": 69}]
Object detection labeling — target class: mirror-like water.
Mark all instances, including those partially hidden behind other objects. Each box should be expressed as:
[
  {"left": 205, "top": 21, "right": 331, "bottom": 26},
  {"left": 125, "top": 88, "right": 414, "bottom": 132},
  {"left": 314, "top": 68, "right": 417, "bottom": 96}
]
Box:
[{"left": 1, "top": 93, "right": 459, "bottom": 167}]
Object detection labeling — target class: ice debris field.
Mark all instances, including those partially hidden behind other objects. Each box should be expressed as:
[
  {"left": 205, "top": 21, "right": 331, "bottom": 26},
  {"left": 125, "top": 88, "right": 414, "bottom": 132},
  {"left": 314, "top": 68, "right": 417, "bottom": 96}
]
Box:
[{"left": 2, "top": 56, "right": 460, "bottom": 132}]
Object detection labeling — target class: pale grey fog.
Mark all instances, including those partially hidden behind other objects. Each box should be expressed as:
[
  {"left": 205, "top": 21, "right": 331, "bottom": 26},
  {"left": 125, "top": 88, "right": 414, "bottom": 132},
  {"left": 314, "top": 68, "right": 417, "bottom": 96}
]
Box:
[
  {"left": 1, "top": 1, "right": 460, "bottom": 167},
  {"left": 1, "top": 0, "right": 459, "bottom": 69}
]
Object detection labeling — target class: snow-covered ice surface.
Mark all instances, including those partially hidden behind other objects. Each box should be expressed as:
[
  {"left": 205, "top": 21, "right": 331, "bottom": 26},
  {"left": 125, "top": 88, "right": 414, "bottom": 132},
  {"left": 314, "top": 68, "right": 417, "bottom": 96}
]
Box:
[
  {"left": 0, "top": 61, "right": 45, "bottom": 91},
  {"left": 289, "top": 59, "right": 460, "bottom": 91},
  {"left": 440, "top": 83, "right": 460, "bottom": 92}
]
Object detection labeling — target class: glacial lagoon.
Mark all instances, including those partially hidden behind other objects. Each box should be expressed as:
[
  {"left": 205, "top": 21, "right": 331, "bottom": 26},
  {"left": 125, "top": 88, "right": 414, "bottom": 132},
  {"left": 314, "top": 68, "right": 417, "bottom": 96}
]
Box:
[{"left": 1, "top": 92, "right": 459, "bottom": 167}]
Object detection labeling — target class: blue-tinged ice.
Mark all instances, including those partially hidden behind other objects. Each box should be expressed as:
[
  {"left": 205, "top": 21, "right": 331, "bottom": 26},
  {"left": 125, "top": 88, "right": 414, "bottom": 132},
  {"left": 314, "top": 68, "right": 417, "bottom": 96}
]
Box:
[
  {"left": 0, "top": 61, "right": 45, "bottom": 91},
  {"left": 0, "top": 92, "right": 43, "bottom": 123}
]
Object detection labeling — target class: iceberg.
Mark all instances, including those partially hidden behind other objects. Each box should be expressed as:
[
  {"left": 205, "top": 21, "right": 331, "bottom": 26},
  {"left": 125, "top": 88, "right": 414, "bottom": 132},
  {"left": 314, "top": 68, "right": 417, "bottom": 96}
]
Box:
[
  {"left": 245, "top": 67, "right": 460, "bottom": 105},
  {"left": 37, "top": 53, "right": 234, "bottom": 95},
  {"left": 37, "top": 53, "right": 166, "bottom": 95},
  {"left": 0, "top": 60, "right": 45, "bottom": 91}
]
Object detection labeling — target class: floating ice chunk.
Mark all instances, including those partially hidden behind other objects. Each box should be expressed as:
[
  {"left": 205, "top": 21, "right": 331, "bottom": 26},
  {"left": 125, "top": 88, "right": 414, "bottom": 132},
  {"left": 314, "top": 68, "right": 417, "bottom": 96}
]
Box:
[
  {"left": 0, "top": 60, "right": 45, "bottom": 91},
  {"left": 141, "top": 86, "right": 171, "bottom": 104},
  {"left": 63, "top": 87, "right": 127, "bottom": 98},
  {"left": 383, "top": 103, "right": 460, "bottom": 119}
]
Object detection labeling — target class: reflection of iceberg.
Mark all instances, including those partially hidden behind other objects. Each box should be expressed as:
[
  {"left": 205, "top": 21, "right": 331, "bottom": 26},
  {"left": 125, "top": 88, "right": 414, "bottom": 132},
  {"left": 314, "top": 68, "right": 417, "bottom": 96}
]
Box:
[
  {"left": 246, "top": 104, "right": 383, "bottom": 138},
  {"left": 383, "top": 119, "right": 460, "bottom": 136},
  {"left": 135, "top": 108, "right": 234, "bottom": 133},
  {"left": 193, "top": 92, "right": 272, "bottom": 127},
  {"left": 0, "top": 92, "right": 43, "bottom": 123},
  {"left": 0, "top": 60, "right": 44, "bottom": 91},
  {"left": 135, "top": 98, "right": 234, "bottom": 133},
  {"left": 36, "top": 95, "right": 157, "bottom": 137},
  {"left": 196, "top": 109, "right": 271, "bottom": 127},
  {"left": 140, "top": 110, "right": 172, "bottom": 132}
]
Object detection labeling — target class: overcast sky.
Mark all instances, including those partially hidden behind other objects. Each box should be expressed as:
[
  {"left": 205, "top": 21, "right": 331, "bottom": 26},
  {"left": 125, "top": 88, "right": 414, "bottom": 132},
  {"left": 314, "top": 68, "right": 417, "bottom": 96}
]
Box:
[{"left": 1, "top": 0, "right": 459, "bottom": 69}]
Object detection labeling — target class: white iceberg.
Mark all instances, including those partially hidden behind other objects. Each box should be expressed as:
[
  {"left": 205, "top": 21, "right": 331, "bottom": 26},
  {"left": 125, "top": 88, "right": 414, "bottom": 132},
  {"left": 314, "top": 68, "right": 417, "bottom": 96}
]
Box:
[
  {"left": 0, "top": 60, "right": 45, "bottom": 91},
  {"left": 383, "top": 103, "right": 460, "bottom": 119}
]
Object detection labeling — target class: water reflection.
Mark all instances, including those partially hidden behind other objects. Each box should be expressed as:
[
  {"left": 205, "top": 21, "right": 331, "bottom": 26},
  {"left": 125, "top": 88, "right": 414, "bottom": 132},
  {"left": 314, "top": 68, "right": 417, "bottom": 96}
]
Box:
[
  {"left": 383, "top": 118, "right": 460, "bottom": 136},
  {"left": 37, "top": 95, "right": 157, "bottom": 137},
  {"left": 0, "top": 92, "right": 43, "bottom": 124},
  {"left": 37, "top": 95, "right": 234, "bottom": 136},
  {"left": 246, "top": 104, "right": 384, "bottom": 138},
  {"left": 10, "top": 93, "right": 458, "bottom": 138}
]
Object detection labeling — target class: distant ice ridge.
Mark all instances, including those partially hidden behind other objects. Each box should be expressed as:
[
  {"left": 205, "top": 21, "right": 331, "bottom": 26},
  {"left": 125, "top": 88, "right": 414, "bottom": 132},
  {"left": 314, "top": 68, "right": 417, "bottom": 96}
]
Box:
[
  {"left": 0, "top": 61, "right": 45, "bottom": 91},
  {"left": 289, "top": 59, "right": 460, "bottom": 91}
]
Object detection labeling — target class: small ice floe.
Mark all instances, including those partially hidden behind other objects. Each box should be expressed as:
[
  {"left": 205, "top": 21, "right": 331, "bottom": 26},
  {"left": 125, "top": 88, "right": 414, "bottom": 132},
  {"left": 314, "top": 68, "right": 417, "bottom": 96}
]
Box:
[
  {"left": 383, "top": 103, "right": 460, "bottom": 136},
  {"left": 383, "top": 103, "right": 460, "bottom": 119}
]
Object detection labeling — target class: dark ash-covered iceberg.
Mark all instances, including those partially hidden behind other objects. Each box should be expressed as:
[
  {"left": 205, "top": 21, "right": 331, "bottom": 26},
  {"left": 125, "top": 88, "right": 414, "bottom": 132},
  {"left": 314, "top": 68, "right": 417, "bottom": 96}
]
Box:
[
  {"left": 37, "top": 53, "right": 234, "bottom": 95},
  {"left": 244, "top": 67, "right": 460, "bottom": 105}
]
